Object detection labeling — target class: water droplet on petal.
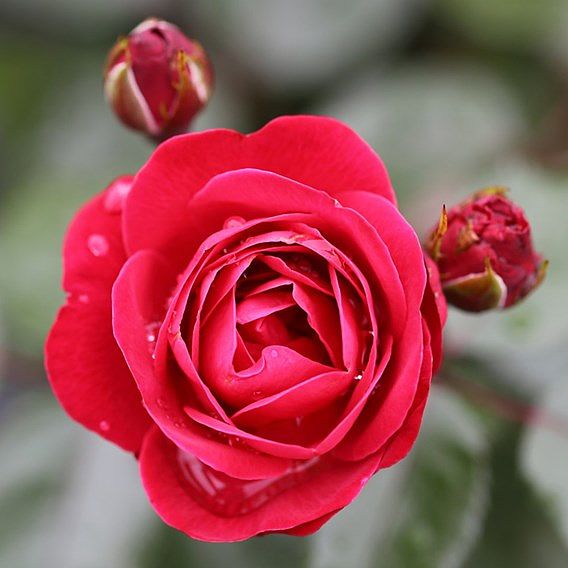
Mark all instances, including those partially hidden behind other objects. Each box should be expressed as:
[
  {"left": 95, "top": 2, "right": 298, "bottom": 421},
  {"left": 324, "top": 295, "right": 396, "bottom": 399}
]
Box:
[
  {"left": 99, "top": 420, "right": 110, "bottom": 432},
  {"left": 252, "top": 390, "right": 262, "bottom": 398},
  {"left": 294, "top": 416, "right": 303, "bottom": 427},
  {"left": 156, "top": 397, "right": 168, "bottom": 409},
  {"left": 333, "top": 198, "right": 341, "bottom": 207},
  {"left": 223, "top": 216, "right": 246, "bottom": 229},
  {"left": 270, "top": 348, "right": 279, "bottom": 358},
  {"left": 145, "top": 321, "right": 161, "bottom": 354},
  {"left": 298, "top": 258, "right": 311, "bottom": 272},
  {"left": 78, "top": 293, "right": 90, "bottom": 304},
  {"left": 104, "top": 178, "right": 132, "bottom": 214},
  {"left": 87, "top": 234, "right": 109, "bottom": 257},
  {"left": 354, "top": 373, "right": 363, "bottom": 381},
  {"left": 145, "top": 321, "right": 160, "bottom": 343}
]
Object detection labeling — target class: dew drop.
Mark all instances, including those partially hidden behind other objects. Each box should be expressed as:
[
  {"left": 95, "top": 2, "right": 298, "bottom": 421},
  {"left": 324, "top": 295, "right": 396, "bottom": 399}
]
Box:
[
  {"left": 223, "top": 215, "right": 246, "bottom": 229},
  {"left": 145, "top": 321, "right": 161, "bottom": 355},
  {"left": 104, "top": 178, "right": 132, "bottom": 214},
  {"left": 270, "top": 348, "right": 279, "bottom": 358},
  {"left": 298, "top": 258, "right": 311, "bottom": 272},
  {"left": 252, "top": 390, "right": 262, "bottom": 398},
  {"left": 294, "top": 416, "right": 303, "bottom": 427},
  {"left": 78, "top": 293, "right": 90, "bottom": 304},
  {"left": 354, "top": 373, "right": 363, "bottom": 381},
  {"left": 333, "top": 198, "right": 341, "bottom": 207},
  {"left": 145, "top": 321, "right": 160, "bottom": 343},
  {"left": 99, "top": 420, "right": 110, "bottom": 432},
  {"left": 156, "top": 397, "right": 168, "bottom": 409},
  {"left": 87, "top": 234, "right": 109, "bottom": 257}
]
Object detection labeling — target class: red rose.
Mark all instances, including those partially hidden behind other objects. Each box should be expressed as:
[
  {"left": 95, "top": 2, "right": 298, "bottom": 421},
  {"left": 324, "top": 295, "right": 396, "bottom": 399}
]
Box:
[
  {"left": 45, "top": 116, "right": 446, "bottom": 541},
  {"left": 428, "top": 186, "right": 546, "bottom": 312},
  {"left": 104, "top": 18, "right": 213, "bottom": 140}
]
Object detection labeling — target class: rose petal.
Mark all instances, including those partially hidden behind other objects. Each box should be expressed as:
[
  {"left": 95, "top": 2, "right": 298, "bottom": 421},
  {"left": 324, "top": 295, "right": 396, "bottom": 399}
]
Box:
[
  {"left": 45, "top": 186, "right": 151, "bottom": 452},
  {"left": 112, "top": 250, "right": 289, "bottom": 479},
  {"left": 333, "top": 311, "right": 424, "bottom": 461},
  {"left": 196, "top": 344, "right": 334, "bottom": 409},
  {"left": 231, "top": 369, "right": 353, "bottom": 429},
  {"left": 291, "top": 282, "right": 343, "bottom": 368},
  {"left": 236, "top": 288, "right": 296, "bottom": 324},
  {"left": 139, "top": 425, "right": 383, "bottom": 541},
  {"left": 337, "top": 190, "right": 426, "bottom": 314},
  {"left": 124, "top": 115, "right": 395, "bottom": 264},
  {"left": 378, "top": 320, "right": 433, "bottom": 469},
  {"left": 180, "top": 169, "right": 407, "bottom": 338},
  {"left": 185, "top": 406, "right": 316, "bottom": 459}
]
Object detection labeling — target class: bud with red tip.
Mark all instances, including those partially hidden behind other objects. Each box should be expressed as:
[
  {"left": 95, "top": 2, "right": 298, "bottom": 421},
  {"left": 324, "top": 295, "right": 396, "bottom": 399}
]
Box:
[
  {"left": 427, "top": 186, "right": 547, "bottom": 312},
  {"left": 104, "top": 18, "right": 213, "bottom": 141}
]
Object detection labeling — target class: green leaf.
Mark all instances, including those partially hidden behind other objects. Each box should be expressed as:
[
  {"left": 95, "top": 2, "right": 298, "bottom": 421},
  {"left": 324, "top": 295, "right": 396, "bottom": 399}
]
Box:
[
  {"left": 464, "top": 423, "right": 568, "bottom": 567},
  {"left": 521, "top": 376, "right": 568, "bottom": 546},
  {"left": 308, "top": 387, "right": 491, "bottom": 568},
  {"left": 0, "top": 394, "right": 154, "bottom": 568}
]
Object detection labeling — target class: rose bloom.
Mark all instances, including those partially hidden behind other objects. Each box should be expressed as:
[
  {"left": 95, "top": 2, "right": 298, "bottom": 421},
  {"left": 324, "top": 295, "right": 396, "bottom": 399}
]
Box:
[
  {"left": 45, "top": 116, "right": 446, "bottom": 541},
  {"left": 428, "top": 187, "right": 546, "bottom": 312},
  {"left": 104, "top": 18, "right": 213, "bottom": 140}
]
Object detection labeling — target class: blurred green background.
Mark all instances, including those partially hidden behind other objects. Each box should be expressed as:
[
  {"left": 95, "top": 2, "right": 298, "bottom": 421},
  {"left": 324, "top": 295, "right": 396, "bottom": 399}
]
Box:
[{"left": 1, "top": 1, "right": 567, "bottom": 567}]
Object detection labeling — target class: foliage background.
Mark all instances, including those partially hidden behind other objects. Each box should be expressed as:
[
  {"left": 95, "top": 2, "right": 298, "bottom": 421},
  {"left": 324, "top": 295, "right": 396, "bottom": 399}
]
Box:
[{"left": 1, "top": 1, "right": 567, "bottom": 566}]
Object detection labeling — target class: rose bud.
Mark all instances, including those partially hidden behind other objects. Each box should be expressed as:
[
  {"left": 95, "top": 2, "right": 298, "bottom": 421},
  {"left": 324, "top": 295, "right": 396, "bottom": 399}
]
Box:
[
  {"left": 46, "top": 116, "right": 446, "bottom": 541},
  {"left": 427, "top": 186, "right": 547, "bottom": 312},
  {"left": 104, "top": 18, "right": 213, "bottom": 141}
]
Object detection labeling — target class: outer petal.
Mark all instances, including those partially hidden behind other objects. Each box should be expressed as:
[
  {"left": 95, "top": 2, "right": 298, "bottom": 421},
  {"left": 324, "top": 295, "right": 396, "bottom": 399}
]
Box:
[
  {"left": 378, "top": 320, "right": 433, "bottom": 469},
  {"left": 45, "top": 184, "right": 151, "bottom": 452},
  {"left": 124, "top": 115, "right": 395, "bottom": 262},
  {"left": 333, "top": 310, "right": 423, "bottom": 461},
  {"left": 337, "top": 190, "right": 426, "bottom": 314},
  {"left": 139, "top": 426, "right": 383, "bottom": 542}
]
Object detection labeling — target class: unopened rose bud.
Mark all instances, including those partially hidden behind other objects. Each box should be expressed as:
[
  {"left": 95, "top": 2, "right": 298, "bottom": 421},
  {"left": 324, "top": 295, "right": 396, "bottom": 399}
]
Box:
[
  {"left": 104, "top": 18, "right": 213, "bottom": 141},
  {"left": 427, "top": 186, "right": 547, "bottom": 312}
]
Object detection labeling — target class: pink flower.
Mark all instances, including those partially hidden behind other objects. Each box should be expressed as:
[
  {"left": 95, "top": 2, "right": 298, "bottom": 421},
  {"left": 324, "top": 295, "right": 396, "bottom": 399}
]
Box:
[
  {"left": 104, "top": 18, "right": 213, "bottom": 140},
  {"left": 428, "top": 186, "right": 547, "bottom": 312},
  {"left": 45, "top": 116, "right": 446, "bottom": 541}
]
